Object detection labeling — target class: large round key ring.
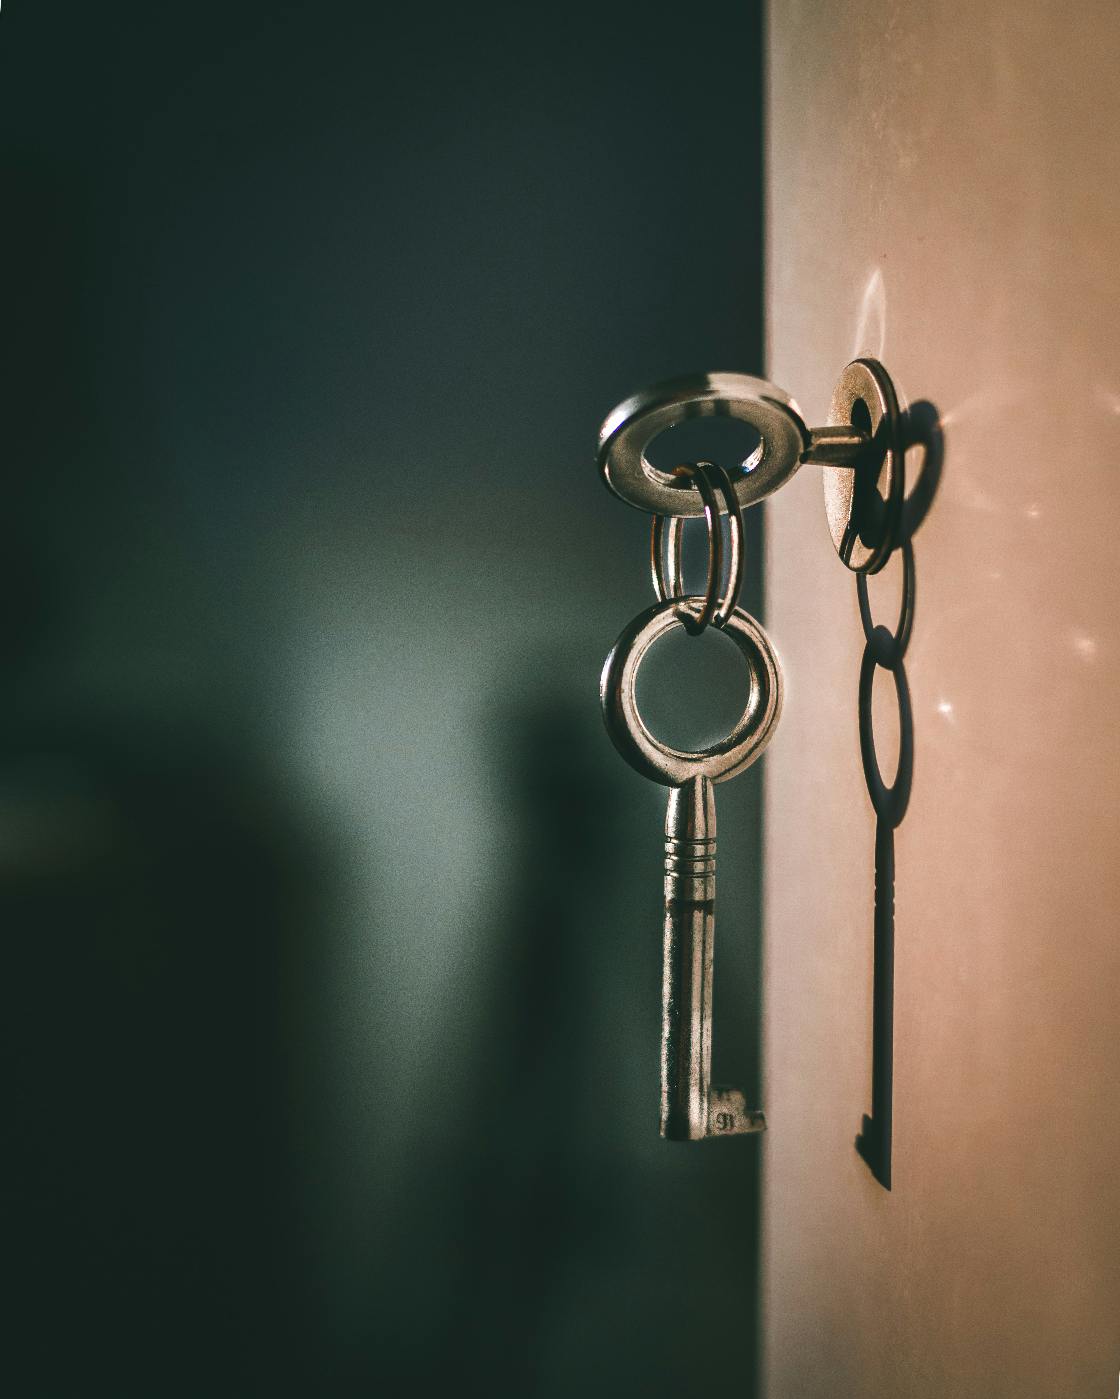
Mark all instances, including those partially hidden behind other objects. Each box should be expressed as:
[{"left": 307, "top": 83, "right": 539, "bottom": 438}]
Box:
[
  {"left": 598, "top": 372, "right": 811, "bottom": 516},
  {"left": 600, "top": 597, "right": 783, "bottom": 787},
  {"left": 823, "top": 358, "right": 905, "bottom": 574}
]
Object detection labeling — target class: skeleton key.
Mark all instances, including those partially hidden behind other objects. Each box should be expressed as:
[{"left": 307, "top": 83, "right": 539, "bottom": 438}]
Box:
[{"left": 601, "top": 596, "right": 783, "bottom": 1139}]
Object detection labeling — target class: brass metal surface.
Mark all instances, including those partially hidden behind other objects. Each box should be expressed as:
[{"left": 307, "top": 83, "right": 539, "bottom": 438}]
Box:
[{"left": 822, "top": 358, "right": 904, "bottom": 574}]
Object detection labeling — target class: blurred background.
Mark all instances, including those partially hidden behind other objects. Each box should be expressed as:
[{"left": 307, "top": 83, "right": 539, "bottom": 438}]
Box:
[{"left": 3, "top": 3, "right": 769, "bottom": 1393}]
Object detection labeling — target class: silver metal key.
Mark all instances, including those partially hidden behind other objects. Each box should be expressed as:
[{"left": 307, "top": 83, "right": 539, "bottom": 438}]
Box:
[{"left": 600, "top": 596, "right": 783, "bottom": 1140}]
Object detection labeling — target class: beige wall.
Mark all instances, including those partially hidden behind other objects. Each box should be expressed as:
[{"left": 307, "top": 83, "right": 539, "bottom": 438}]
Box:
[{"left": 762, "top": 1, "right": 1120, "bottom": 1394}]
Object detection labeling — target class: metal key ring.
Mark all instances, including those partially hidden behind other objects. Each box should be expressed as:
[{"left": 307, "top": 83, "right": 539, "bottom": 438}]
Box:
[
  {"left": 650, "top": 462, "right": 745, "bottom": 635},
  {"left": 600, "top": 597, "right": 783, "bottom": 787},
  {"left": 598, "top": 372, "right": 810, "bottom": 516}
]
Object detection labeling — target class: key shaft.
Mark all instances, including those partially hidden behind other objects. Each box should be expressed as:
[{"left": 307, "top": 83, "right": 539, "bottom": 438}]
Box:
[{"left": 661, "top": 775, "right": 766, "bottom": 1141}]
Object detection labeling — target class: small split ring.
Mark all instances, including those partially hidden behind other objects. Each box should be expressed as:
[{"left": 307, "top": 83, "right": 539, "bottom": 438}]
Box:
[{"left": 650, "top": 461, "right": 745, "bottom": 635}]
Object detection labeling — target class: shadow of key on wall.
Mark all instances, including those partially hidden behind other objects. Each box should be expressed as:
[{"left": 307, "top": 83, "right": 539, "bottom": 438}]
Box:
[{"left": 854, "top": 402, "right": 943, "bottom": 1191}]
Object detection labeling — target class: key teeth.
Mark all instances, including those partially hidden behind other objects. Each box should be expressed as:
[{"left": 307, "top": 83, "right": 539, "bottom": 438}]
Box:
[{"left": 706, "top": 1087, "right": 766, "bottom": 1137}]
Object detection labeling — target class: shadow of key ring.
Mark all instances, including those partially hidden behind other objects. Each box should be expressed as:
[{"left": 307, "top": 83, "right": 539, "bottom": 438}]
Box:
[{"left": 600, "top": 598, "right": 783, "bottom": 787}]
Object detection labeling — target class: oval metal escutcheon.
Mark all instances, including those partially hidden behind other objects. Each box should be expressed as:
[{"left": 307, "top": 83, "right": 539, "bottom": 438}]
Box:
[
  {"left": 822, "top": 358, "right": 905, "bottom": 574},
  {"left": 599, "top": 596, "right": 783, "bottom": 787}
]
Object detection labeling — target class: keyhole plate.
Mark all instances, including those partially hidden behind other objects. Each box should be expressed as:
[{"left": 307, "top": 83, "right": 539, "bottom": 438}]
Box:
[{"left": 822, "top": 358, "right": 904, "bottom": 574}]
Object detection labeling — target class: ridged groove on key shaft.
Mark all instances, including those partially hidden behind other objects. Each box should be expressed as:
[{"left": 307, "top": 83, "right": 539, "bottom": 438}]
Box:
[
  {"left": 659, "top": 773, "right": 766, "bottom": 1140},
  {"left": 664, "top": 776, "right": 717, "bottom": 902}
]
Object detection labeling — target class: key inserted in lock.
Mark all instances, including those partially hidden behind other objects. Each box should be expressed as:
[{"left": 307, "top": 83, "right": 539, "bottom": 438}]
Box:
[
  {"left": 598, "top": 361, "right": 904, "bottom": 574},
  {"left": 596, "top": 360, "right": 905, "bottom": 1145}
]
